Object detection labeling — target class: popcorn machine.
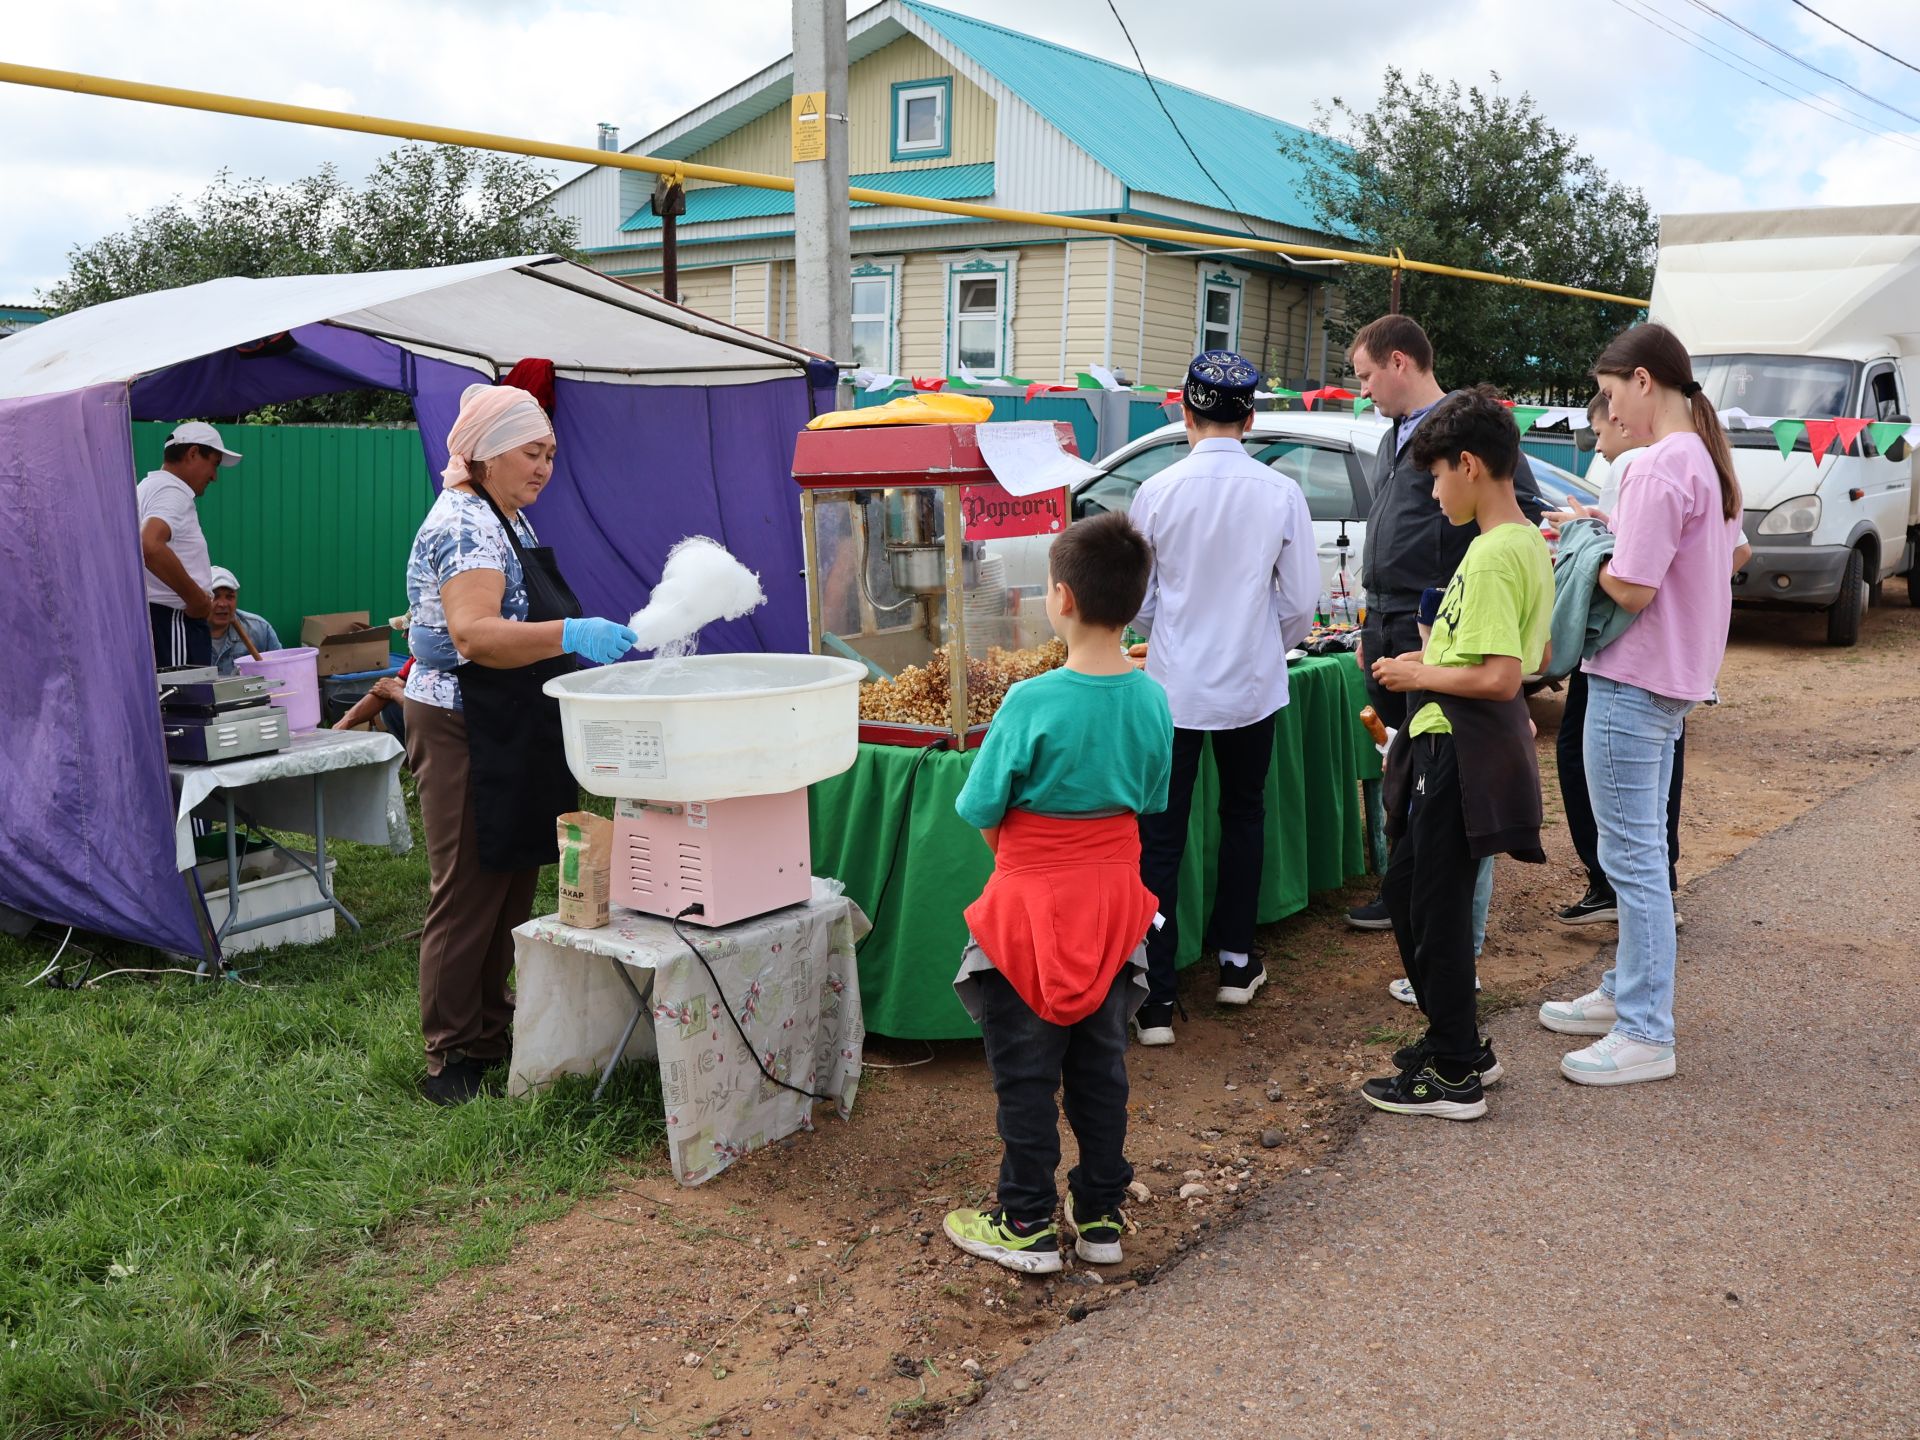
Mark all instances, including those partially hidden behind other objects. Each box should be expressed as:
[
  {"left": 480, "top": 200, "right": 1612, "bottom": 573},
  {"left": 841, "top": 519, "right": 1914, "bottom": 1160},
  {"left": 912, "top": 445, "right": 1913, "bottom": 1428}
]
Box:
[{"left": 792, "top": 422, "right": 1078, "bottom": 749}]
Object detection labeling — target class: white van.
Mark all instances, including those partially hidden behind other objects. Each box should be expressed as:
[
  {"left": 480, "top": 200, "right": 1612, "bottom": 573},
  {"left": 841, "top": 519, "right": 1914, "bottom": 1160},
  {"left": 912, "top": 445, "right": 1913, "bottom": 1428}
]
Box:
[{"left": 1625, "top": 204, "right": 1919, "bottom": 646}]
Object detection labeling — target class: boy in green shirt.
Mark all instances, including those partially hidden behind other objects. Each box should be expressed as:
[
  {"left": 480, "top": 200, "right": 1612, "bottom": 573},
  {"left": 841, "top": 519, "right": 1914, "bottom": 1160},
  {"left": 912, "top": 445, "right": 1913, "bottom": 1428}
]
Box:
[{"left": 1365, "top": 386, "right": 1553, "bottom": 1119}]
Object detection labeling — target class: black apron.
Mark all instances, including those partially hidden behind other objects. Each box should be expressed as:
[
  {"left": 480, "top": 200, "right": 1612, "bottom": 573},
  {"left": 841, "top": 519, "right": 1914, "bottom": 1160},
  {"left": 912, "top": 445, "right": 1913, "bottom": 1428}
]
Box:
[{"left": 457, "top": 487, "right": 584, "bottom": 872}]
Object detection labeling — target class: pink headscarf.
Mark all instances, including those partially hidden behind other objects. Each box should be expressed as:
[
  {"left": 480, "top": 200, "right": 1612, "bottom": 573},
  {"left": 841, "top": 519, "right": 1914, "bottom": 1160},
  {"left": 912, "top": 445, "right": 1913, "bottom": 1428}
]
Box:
[{"left": 442, "top": 383, "right": 554, "bottom": 487}]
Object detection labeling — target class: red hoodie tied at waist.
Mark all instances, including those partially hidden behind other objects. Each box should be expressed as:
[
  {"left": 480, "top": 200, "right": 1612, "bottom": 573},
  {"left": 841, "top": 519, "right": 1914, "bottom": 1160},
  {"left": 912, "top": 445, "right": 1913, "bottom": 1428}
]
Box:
[{"left": 963, "top": 809, "right": 1160, "bottom": 1027}]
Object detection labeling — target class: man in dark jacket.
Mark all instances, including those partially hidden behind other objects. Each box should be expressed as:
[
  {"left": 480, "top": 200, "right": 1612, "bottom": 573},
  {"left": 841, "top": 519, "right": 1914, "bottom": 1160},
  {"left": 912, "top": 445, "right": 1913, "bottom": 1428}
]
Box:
[{"left": 1345, "top": 315, "right": 1546, "bottom": 931}]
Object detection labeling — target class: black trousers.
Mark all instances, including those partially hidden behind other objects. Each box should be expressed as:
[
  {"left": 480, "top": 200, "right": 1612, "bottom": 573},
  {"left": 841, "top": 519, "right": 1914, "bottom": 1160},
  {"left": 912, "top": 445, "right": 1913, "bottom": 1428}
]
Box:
[
  {"left": 1558, "top": 667, "right": 1683, "bottom": 895},
  {"left": 1138, "top": 714, "right": 1278, "bottom": 1006},
  {"left": 150, "top": 603, "right": 212, "bottom": 669},
  {"left": 1383, "top": 733, "right": 1481, "bottom": 1072},
  {"left": 1360, "top": 608, "right": 1423, "bottom": 731},
  {"left": 977, "top": 967, "right": 1133, "bottom": 1224}
]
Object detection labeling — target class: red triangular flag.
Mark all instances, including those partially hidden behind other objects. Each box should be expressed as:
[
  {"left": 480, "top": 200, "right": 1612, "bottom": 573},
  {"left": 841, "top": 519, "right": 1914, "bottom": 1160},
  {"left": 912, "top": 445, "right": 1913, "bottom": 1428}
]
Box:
[
  {"left": 1023, "top": 381, "right": 1078, "bottom": 400},
  {"left": 910, "top": 376, "right": 946, "bottom": 392},
  {"left": 1804, "top": 418, "right": 1839, "bottom": 465},
  {"left": 1833, "top": 417, "right": 1870, "bottom": 455}
]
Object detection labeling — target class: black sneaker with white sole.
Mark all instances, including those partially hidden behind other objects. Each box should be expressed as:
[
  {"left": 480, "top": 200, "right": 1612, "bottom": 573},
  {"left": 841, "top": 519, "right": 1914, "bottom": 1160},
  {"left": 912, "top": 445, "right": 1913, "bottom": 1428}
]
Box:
[
  {"left": 1132, "top": 1000, "right": 1175, "bottom": 1046},
  {"left": 1066, "top": 1197, "right": 1125, "bottom": 1265},
  {"left": 1346, "top": 895, "right": 1393, "bottom": 931},
  {"left": 1361, "top": 1064, "right": 1487, "bottom": 1120},
  {"left": 1556, "top": 884, "right": 1618, "bottom": 925},
  {"left": 1215, "top": 958, "right": 1266, "bottom": 1005},
  {"left": 1390, "top": 1033, "right": 1503, "bottom": 1085}
]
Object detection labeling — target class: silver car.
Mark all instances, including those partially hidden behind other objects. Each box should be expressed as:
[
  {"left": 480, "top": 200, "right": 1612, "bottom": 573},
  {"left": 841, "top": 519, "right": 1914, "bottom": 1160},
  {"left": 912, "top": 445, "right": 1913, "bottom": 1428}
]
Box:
[{"left": 988, "top": 411, "right": 1596, "bottom": 614}]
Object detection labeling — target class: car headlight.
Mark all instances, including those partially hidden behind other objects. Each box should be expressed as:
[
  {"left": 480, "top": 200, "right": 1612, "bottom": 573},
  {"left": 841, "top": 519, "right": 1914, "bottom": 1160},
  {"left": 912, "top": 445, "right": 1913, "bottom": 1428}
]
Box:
[{"left": 1756, "top": 494, "right": 1821, "bottom": 536}]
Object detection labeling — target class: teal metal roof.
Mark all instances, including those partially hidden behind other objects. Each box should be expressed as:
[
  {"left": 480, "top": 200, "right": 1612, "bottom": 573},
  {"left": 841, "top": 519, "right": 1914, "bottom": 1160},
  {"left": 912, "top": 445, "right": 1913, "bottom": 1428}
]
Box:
[
  {"left": 622, "top": 161, "right": 994, "bottom": 232},
  {"left": 904, "top": 2, "right": 1333, "bottom": 234},
  {"left": 0, "top": 306, "right": 48, "bottom": 324}
]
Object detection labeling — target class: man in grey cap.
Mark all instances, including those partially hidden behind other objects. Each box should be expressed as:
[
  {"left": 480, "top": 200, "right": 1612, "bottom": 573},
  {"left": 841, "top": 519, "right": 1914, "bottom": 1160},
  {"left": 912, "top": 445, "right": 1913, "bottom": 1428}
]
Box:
[
  {"left": 139, "top": 420, "right": 242, "bottom": 669},
  {"left": 206, "top": 566, "right": 282, "bottom": 676},
  {"left": 1128, "top": 350, "right": 1319, "bottom": 1045}
]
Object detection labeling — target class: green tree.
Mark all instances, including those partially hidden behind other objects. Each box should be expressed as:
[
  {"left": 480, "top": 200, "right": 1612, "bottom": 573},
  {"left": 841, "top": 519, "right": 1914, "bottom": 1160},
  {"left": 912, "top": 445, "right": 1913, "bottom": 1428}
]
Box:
[
  {"left": 1281, "top": 69, "right": 1655, "bottom": 403},
  {"left": 44, "top": 145, "right": 581, "bottom": 421}
]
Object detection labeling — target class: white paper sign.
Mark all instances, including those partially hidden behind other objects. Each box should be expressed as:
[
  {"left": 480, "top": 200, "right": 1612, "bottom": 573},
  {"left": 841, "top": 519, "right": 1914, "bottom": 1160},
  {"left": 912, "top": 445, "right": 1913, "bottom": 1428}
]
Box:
[{"left": 976, "top": 421, "right": 1103, "bottom": 497}]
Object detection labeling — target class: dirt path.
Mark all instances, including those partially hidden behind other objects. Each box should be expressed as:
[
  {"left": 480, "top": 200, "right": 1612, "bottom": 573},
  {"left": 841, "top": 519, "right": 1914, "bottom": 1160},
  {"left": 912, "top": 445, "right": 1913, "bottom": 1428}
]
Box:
[{"left": 278, "top": 592, "right": 1920, "bottom": 1440}]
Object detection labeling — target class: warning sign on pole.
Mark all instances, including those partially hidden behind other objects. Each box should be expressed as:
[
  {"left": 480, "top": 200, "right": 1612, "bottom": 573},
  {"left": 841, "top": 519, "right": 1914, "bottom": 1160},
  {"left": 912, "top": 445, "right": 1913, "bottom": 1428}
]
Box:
[{"left": 791, "top": 91, "right": 827, "bottom": 163}]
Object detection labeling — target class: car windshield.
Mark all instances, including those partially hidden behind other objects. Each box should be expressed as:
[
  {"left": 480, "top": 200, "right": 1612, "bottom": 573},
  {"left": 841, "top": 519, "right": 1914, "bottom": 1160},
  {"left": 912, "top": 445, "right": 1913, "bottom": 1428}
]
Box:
[
  {"left": 1692, "top": 354, "right": 1856, "bottom": 420},
  {"left": 1531, "top": 459, "right": 1598, "bottom": 508}
]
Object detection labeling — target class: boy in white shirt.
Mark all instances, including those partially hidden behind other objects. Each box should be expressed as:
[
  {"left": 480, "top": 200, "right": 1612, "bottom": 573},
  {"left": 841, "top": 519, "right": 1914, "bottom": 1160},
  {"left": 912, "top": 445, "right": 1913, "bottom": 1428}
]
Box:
[{"left": 1128, "top": 351, "right": 1319, "bottom": 1044}]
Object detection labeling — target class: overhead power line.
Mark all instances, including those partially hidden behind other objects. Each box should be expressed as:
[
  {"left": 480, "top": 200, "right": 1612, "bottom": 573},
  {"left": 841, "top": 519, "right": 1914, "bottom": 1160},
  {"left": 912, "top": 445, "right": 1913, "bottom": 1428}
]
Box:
[
  {"left": 1603, "top": 0, "right": 1920, "bottom": 156},
  {"left": 1102, "top": 0, "right": 1264, "bottom": 244},
  {"left": 1788, "top": 0, "right": 1920, "bottom": 78},
  {"left": 1678, "top": 0, "right": 1920, "bottom": 129}
]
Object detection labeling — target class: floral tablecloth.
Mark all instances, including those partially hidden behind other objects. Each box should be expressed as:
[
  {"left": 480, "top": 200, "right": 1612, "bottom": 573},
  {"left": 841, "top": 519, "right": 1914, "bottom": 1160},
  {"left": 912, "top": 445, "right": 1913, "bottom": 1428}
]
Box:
[{"left": 509, "top": 878, "right": 868, "bottom": 1185}]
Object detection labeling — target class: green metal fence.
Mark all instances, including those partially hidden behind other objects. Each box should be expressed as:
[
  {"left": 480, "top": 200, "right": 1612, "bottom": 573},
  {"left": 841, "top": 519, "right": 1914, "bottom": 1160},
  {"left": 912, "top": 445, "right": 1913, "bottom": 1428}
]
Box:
[{"left": 131, "top": 422, "right": 435, "bottom": 648}]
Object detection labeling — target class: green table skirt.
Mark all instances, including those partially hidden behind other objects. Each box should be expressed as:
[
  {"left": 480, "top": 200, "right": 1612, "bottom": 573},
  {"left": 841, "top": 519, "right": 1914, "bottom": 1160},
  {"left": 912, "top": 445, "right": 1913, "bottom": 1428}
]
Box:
[{"left": 807, "top": 655, "right": 1381, "bottom": 1039}]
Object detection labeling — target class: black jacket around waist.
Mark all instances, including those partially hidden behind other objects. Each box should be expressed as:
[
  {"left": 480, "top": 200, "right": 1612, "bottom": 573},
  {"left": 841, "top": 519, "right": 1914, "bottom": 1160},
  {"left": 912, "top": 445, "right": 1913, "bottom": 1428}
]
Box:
[
  {"left": 1361, "top": 401, "right": 1548, "bottom": 614},
  {"left": 1382, "top": 691, "right": 1545, "bottom": 863}
]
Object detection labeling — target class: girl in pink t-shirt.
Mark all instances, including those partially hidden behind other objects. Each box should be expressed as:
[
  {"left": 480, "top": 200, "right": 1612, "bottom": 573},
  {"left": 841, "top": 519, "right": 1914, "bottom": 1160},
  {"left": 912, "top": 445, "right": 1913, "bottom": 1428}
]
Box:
[{"left": 1539, "top": 322, "right": 1749, "bottom": 1088}]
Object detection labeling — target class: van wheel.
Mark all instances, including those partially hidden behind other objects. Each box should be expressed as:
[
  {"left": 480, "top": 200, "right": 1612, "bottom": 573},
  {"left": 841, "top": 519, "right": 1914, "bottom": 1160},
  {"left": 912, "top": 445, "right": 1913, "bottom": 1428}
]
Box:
[{"left": 1825, "top": 547, "right": 1865, "bottom": 646}]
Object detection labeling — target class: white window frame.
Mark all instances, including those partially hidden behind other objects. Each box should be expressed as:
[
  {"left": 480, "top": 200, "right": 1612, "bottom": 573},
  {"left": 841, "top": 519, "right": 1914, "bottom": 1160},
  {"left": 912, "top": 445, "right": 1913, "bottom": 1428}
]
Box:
[
  {"left": 848, "top": 258, "right": 901, "bottom": 373},
  {"left": 892, "top": 79, "right": 951, "bottom": 159},
  {"left": 943, "top": 252, "right": 1017, "bottom": 377},
  {"left": 1196, "top": 267, "right": 1244, "bottom": 354}
]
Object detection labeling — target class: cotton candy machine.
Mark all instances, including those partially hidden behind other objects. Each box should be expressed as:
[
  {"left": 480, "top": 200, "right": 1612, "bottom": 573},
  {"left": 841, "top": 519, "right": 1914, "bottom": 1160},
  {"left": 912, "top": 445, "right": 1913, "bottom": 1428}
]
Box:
[{"left": 545, "top": 654, "right": 863, "bottom": 926}]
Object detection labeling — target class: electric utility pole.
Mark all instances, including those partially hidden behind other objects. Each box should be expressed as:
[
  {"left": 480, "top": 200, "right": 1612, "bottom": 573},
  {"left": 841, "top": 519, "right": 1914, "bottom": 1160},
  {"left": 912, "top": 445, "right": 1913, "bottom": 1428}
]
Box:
[{"left": 793, "top": 0, "right": 852, "bottom": 401}]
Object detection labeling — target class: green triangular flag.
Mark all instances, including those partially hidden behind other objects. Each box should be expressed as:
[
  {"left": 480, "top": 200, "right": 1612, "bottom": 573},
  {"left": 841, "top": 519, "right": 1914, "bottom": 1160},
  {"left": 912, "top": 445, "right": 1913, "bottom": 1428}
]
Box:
[
  {"left": 945, "top": 375, "right": 978, "bottom": 390},
  {"left": 1771, "top": 419, "right": 1806, "bottom": 459},
  {"left": 1353, "top": 397, "right": 1374, "bottom": 415},
  {"left": 1075, "top": 372, "right": 1103, "bottom": 389},
  {"left": 1269, "top": 386, "right": 1301, "bottom": 400},
  {"left": 1000, "top": 376, "right": 1034, "bottom": 388},
  {"left": 1866, "top": 420, "right": 1910, "bottom": 455},
  {"left": 1513, "top": 406, "right": 1548, "bottom": 432}
]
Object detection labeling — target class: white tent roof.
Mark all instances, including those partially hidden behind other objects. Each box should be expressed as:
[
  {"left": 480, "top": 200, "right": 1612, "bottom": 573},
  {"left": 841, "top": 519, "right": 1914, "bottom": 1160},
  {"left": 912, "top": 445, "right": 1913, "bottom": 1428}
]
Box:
[{"left": 0, "top": 256, "right": 825, "bottom": 401}]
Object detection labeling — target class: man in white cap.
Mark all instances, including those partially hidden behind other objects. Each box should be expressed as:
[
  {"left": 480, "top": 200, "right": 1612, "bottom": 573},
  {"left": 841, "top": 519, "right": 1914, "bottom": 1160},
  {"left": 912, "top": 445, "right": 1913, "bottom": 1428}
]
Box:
[
  {"left": 206, "top": 565, "right": 281, "bottom": 676},
  {"left": 138, "top": 420, "right": 241, "bottom": 668}
]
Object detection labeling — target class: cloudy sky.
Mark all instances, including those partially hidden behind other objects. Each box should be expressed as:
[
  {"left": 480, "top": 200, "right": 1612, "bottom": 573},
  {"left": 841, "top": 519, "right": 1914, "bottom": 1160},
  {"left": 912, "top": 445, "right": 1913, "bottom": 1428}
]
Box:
[{"left": 3, "top": 0, "right": 1918, "bottom": 300}]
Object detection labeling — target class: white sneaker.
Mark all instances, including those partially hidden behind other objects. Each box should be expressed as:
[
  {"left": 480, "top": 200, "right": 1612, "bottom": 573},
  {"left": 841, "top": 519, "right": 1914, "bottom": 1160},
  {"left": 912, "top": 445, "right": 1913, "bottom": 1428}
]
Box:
[
  {"left": 1388, "top": 975, "right": 1480, "bottom": 1006},
  {"left": 1538, "top": 987, "right": 1617, "bottom": 1035},
  {"left": 1560, "top": 1032, "right": 1676, "bottom": 1086},
  {"left": 1132, "top": 1002, "right": 1175, "bottom": 1047}
]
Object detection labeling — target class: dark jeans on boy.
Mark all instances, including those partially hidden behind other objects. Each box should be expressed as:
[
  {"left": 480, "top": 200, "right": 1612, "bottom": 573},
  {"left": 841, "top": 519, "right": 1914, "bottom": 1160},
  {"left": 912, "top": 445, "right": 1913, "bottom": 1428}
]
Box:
[
  {"left": 1138, "top": 715, "right": 1277, "bottom": 1005},
  {"left": 1383, "top": 733, "right": 1481, "bottom": 1072},
  {"left": 1558, "top": 668, "right": 1683, "bottom": 895},
  {"left": 977, "top": 966, "right": 1134, "bottom": 1223}
]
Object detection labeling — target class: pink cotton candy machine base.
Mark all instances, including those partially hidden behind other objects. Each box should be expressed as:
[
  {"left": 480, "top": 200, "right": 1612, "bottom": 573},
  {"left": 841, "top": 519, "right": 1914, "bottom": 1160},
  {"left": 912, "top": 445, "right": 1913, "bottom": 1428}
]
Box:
[{"left": 611, "top": 790, "right": 813, "bottom": 928}]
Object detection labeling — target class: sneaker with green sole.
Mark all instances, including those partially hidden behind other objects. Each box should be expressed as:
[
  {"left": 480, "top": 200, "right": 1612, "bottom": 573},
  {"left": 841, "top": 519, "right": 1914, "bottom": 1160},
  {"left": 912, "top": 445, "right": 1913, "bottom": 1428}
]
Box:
[
  {"left": 1066, "top": 1200, "right": 1125, "bottom": 1264},
  {"left": 942, "top": 1207, "right": 1064, "bottom": 1274}
]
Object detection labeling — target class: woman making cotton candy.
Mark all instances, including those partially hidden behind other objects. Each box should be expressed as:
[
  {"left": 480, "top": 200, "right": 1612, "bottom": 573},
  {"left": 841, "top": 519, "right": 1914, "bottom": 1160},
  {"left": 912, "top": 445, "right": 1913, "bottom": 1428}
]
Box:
[{"left": 401, "top": 383, "right": 637, "bottom": 1106}]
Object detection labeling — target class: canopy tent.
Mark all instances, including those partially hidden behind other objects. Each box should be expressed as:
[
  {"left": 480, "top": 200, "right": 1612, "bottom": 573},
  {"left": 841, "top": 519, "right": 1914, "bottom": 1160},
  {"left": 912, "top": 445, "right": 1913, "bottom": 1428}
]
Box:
[{"left": 0, "top": 257, "right": 836, "bottom": 958}]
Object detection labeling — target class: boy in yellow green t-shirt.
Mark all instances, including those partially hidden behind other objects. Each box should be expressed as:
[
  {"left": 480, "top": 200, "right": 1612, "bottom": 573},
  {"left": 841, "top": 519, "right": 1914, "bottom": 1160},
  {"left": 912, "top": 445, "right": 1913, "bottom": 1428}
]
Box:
[{"left": 1365, "top": 386, "right": 1553, "bottom": 1120}]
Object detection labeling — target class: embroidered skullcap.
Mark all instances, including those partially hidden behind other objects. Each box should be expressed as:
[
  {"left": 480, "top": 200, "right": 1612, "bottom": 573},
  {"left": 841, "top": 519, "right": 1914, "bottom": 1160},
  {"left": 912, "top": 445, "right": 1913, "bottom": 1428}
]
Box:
[{"left": 1184, "top": 349, "right": 1260, "bottom": 419}]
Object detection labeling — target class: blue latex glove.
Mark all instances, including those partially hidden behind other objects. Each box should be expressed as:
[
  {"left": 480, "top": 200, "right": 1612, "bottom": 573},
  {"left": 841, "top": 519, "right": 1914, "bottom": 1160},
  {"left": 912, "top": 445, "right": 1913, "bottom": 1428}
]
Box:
[{"left": 561, "top": 616, "right": 638, "bottom": 665}]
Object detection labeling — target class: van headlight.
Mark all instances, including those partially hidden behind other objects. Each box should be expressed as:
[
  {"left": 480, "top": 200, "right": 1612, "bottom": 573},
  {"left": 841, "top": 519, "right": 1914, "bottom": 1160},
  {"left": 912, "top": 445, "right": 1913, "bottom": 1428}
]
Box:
[{"left": 1756, "top": 494, "right": 1821, "bottom": 536}]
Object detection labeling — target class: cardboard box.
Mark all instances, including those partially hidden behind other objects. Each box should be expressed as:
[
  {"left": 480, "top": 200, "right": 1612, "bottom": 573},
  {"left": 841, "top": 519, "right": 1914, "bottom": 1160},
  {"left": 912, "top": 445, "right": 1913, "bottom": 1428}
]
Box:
[{"left": 301, "top": 611, "right": 395, "bottom": 678}]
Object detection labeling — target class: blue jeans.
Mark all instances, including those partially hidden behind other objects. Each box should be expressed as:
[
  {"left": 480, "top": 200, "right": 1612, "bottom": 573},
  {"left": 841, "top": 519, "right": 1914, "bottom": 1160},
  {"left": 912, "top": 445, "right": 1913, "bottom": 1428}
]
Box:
[
  {"left": 1584, "top": 674, "right": 1693, "bottom": 1046},
  {"left": 1471, "top": 854, "right": 1494, "bottom": 958}
]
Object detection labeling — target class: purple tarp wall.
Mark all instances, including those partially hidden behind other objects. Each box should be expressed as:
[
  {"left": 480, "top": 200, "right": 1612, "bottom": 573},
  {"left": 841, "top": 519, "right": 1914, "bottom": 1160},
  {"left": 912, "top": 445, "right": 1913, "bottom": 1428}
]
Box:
[{"left": 0, "top": 384, "right": 205, "bottom": 955}]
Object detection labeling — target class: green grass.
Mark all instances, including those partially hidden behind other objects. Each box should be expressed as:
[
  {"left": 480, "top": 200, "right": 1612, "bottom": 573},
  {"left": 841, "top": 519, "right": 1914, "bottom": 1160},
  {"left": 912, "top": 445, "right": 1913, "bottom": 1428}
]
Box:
[{"left": 0, "top": 786, "right": 662, "bottom": 1439}]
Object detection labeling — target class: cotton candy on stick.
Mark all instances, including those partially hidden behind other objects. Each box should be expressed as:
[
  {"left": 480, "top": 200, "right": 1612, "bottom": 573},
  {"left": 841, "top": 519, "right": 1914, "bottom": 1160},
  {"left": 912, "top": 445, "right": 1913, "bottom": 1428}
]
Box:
[{"left": 625, "top": 537, "right": 767, "bottom": 653}]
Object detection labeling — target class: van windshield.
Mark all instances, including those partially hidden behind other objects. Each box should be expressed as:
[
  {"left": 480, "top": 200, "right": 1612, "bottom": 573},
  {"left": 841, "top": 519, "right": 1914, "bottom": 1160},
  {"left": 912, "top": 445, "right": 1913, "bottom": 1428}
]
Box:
[{"left": 1693, "top": 354, "right": 1856, "bottom": 420}]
